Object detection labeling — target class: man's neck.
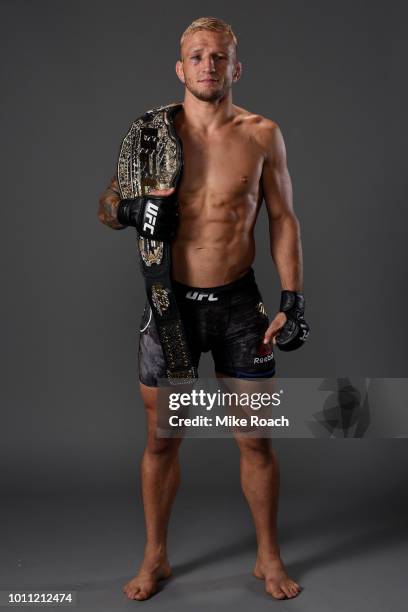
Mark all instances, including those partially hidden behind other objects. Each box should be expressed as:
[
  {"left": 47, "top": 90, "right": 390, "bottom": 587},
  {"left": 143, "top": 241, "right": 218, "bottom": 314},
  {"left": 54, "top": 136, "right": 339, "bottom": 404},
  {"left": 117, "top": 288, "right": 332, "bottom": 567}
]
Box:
[{"left": 180, "top": 90, "right": 235, "bottom": 132}]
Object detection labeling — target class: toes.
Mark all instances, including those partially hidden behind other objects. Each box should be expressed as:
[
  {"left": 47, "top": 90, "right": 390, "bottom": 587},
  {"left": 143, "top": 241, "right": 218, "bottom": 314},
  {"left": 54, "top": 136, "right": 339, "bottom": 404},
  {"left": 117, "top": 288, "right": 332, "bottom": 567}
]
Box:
[
  {"left": 284, "top": 581, "right": 301, "bottom": 598},
  {"left": 288, "top": 581, "right": 301, "bottom": 596},
  {"left": 123, "top": 584, "right": 141, "bottom": 600},
  {"left": 280, "top": 583, "right": 293, "bottom": 598},
  {"left": 134, "top": 588, "right": 155, "bottom": 601},
  {"left": 271, "top": 589, "right": 286, "bottom": 599},
  {"left": 265, "top": 583, "right": 287, "bottom": 599}
]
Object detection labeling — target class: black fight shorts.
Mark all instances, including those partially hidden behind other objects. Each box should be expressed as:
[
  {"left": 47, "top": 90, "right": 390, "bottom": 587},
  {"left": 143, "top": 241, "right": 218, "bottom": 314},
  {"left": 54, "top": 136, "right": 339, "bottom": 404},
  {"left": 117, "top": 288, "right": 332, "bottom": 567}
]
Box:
[{"left": 138, "top": 268, "right": 276, "bottom": 387}]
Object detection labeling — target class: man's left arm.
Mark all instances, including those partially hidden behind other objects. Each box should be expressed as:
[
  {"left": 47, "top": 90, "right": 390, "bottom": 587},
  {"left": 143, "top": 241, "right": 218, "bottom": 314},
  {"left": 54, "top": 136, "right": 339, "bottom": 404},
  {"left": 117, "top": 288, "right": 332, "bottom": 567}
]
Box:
[
  {"left": 260, "top": 123, "right": 308, "bottom": 347},
  {"left": 261, "top": 123, "right": 302, "bottom": 292}
]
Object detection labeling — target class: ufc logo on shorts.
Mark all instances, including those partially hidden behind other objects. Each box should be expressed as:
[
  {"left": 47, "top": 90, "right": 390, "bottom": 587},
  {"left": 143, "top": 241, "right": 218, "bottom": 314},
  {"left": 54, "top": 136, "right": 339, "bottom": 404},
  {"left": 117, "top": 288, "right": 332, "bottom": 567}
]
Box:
[
  {"left": 185, "top": 291, "right": 218, "bottom": 301},
  {"left": 143, "top": 201, "right": 159, "bottom": 235}
]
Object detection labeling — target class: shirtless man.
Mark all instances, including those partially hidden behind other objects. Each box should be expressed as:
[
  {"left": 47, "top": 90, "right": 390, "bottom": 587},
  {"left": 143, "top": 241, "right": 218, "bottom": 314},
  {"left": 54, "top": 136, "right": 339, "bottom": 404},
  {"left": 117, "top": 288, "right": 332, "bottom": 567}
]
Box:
[{"left": 98, "top": 16, "right": 308, "bottom": 601}]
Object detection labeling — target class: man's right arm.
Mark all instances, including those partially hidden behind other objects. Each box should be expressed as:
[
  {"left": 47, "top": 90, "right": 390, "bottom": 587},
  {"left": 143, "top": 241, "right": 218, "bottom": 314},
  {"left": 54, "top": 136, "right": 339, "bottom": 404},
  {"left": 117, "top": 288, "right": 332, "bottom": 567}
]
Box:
[{"left": 97, "top": 174, "right": 127, "bottom": 230}]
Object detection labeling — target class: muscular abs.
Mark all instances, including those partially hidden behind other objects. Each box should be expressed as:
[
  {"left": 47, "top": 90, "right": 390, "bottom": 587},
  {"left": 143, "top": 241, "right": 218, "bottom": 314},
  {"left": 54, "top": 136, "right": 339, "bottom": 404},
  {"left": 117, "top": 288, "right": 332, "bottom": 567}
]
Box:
[{"left": 172, "top": 110, "right": 265, "bottom": 287}]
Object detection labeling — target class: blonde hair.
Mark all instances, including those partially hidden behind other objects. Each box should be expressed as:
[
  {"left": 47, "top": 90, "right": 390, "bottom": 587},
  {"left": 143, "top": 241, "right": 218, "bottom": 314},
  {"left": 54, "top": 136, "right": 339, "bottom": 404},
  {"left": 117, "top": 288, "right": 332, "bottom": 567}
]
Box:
[{"left": 180, "top": 16, "right": 238, "bottom": 55}]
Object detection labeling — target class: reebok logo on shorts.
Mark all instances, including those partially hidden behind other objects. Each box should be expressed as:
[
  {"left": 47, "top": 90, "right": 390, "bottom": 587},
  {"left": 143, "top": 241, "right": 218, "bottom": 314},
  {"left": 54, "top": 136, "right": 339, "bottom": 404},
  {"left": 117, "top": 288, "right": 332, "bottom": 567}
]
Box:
[{"left": 254, "top": 340, "right": 274, "bottom": 364}]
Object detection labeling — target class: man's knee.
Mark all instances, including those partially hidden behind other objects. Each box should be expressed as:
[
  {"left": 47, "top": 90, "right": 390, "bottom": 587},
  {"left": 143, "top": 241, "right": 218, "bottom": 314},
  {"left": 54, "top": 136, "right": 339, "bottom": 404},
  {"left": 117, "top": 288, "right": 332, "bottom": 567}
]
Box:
[
  {"left": 140, "top": 382, "right": 158, "bottom": 409},
  {"left": 235, "top": 436, "right": 276, "bottom": 462},
  {"left": 140, "top": 383, "right": 183, "bottom": 455},
  {"left": 145, "top": 433, "right": 182, "bottom": 456}
]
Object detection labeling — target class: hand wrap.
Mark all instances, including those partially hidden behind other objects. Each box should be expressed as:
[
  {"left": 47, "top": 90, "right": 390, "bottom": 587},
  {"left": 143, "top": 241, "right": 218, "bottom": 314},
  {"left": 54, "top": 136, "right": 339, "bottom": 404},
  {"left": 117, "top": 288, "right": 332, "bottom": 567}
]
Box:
[
  {"left": 276, "top": 290, "right": 310, "bottom": 351},
  {"left": 117, "top": 193, "right": 179, "bottom": 241}
]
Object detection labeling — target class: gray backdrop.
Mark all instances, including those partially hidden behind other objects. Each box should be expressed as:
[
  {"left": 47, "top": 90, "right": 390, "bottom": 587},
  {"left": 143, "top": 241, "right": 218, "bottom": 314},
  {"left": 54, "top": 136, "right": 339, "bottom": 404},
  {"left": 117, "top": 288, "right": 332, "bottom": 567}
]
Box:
[{"left": 1, "top": 1, "right": 407, "bottom": 610}]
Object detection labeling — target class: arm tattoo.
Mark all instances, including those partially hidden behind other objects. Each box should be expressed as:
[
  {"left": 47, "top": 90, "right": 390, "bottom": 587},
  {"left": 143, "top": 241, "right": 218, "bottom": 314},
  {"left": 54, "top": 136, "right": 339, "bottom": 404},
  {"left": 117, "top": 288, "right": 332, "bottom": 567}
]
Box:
[{"left": 97, "top": 174, "right": 126, "bottom": 230}]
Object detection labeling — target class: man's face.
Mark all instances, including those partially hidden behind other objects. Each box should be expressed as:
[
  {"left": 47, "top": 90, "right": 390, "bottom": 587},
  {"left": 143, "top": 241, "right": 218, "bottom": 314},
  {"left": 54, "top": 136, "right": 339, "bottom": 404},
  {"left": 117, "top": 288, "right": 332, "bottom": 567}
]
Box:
[{"left": 176, "top": 30, "right": 241, "bottom": 102}]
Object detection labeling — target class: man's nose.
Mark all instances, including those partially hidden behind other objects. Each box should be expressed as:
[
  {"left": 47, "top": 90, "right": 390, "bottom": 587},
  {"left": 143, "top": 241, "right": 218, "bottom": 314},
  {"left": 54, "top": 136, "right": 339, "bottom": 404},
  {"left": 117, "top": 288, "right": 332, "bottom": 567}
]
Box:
[{"left": 202, "top": 55, "right": 216, "bottom": 72}]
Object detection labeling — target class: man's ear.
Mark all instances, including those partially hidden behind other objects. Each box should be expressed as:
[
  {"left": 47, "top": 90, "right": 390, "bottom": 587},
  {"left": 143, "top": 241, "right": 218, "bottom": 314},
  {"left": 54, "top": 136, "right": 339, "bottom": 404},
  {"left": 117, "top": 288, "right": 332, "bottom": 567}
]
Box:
[
  {"left": 233, "top": 61, "right": 243, "bottom": 82},
  {"left": 175, "top": 60, "right": 185, "bottom": 84}
]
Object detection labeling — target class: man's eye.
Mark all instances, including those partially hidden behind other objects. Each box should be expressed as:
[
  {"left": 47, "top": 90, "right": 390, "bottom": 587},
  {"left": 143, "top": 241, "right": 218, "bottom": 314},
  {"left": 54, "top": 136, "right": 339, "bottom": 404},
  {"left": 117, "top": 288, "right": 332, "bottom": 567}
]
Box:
[{"left": 191, "top": 56, "right": 200, "bottom": 60}]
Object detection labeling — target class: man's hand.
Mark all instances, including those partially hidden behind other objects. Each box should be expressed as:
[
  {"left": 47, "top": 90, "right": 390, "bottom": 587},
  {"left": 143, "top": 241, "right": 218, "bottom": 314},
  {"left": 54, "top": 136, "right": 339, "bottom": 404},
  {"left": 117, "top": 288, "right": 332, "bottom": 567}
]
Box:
[
  {"left": 97, "top": 178, "right": 178, "bottom": 233},
  {"left": 117, "top": 187, "right": 179, "bottom": 240},
  {"left": 275, "top": 291, "right": 310, "bottom": 351},
  {"left": 263, "top": 312, "right": 287, "bottom": 345},
  {"left": 148, "top": 188, "right": 175, "bottom": 197},
  {"left": 263, "top": 290, "right": 310, "bottom": 351}
]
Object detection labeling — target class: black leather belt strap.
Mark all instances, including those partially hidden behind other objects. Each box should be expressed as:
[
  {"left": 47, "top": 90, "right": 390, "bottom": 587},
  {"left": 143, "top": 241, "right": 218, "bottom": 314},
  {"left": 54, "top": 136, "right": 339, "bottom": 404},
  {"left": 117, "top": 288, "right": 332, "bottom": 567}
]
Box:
[{"left": 117, "top": 103, "right": 198, "bottom": 385}]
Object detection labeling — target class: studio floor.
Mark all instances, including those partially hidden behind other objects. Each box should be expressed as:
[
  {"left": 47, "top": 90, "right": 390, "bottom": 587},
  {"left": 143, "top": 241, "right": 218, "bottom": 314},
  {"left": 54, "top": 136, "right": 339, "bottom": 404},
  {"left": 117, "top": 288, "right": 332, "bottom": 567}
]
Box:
[{"left": 1, "top": 485, "right": 407, "bottom": 611}]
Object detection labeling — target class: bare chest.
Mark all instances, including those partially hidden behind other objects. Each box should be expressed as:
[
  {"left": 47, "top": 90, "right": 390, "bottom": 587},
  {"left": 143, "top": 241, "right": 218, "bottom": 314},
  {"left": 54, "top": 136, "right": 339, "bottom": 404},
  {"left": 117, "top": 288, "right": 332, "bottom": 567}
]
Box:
[{"left": 177, "top": 129, "right": 264, "bottom": 203}]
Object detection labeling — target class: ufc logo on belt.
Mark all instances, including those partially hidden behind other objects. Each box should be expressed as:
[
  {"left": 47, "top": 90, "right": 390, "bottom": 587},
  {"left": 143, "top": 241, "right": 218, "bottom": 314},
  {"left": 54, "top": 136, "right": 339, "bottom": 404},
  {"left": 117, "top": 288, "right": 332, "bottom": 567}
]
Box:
[
  {"left": 186, "top": 291, "right": 218, "bottom": 301},
  {"left": 143, "top": 202, "right": 159, "bottom": 235}
]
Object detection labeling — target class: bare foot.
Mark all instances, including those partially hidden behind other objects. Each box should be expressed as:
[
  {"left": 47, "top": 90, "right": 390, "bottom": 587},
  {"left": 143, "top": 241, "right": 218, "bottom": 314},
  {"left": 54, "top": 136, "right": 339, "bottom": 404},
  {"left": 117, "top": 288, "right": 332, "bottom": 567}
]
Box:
[
  {"left": 123, "top": 556, "right": 172, "bottom": 601},
  {"left": 253, "top": 554, "right": 302, "bottom": 600}
]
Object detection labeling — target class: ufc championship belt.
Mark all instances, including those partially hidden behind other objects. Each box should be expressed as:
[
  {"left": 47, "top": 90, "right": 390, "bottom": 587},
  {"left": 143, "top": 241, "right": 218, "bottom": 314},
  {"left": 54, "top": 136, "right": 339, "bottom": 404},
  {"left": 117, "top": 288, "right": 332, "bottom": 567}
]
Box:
[{"left": 117, "top": 103, "right": 198, "bottom": 385}]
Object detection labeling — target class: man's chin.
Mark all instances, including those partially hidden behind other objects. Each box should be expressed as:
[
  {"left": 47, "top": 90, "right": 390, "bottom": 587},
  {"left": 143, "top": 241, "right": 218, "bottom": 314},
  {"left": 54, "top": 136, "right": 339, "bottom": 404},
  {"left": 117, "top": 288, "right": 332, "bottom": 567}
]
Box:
[{"left": 188, "top": 85, "right": 227, "bottom": 103}]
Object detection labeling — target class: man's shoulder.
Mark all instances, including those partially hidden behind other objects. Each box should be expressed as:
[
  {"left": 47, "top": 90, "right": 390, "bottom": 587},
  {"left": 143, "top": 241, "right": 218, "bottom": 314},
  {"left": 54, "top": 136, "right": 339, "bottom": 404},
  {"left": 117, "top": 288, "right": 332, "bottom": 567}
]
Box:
[{"left": 232, "top": 106, "right": 280, "bottom": 150}]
